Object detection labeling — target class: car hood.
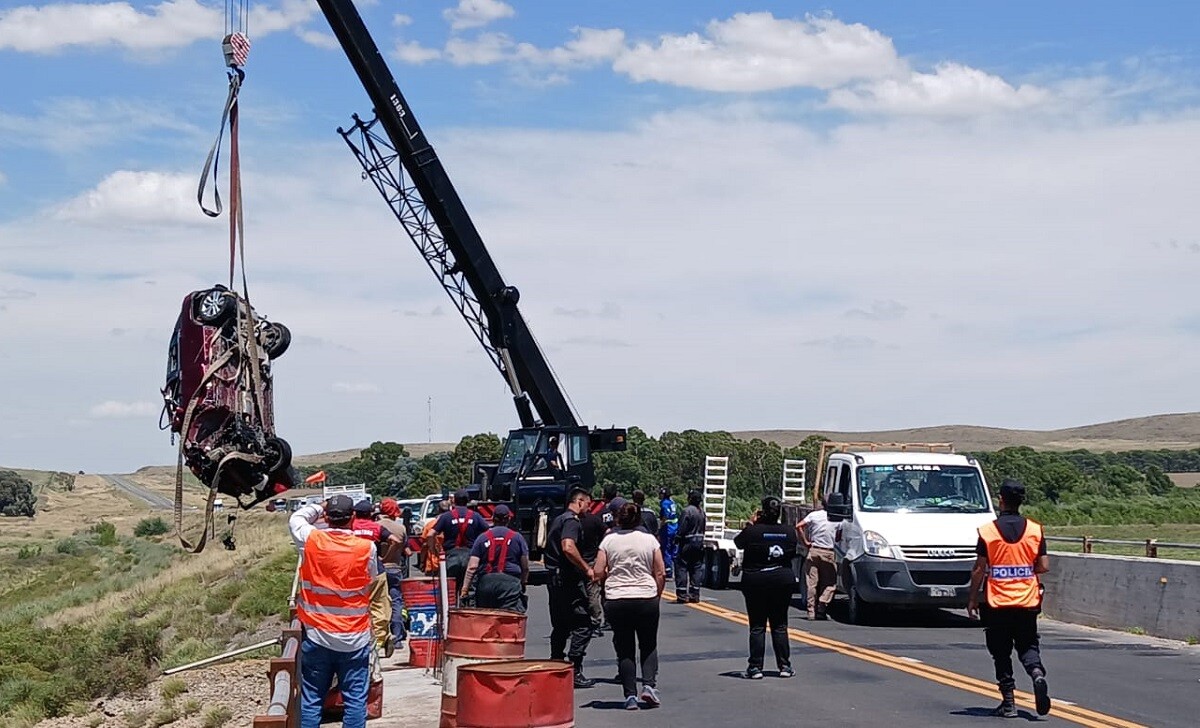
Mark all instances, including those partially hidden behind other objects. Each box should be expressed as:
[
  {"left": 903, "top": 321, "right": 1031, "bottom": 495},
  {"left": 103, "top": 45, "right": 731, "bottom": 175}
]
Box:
[{"left": 854, "top": 510, "right": 995, "bottom": 548}]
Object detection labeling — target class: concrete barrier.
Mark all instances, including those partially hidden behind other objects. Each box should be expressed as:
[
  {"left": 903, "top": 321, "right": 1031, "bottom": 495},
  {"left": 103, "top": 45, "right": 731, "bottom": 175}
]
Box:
[{"left": 1041, "top": 552, "right": 1200, "bottom": 642}]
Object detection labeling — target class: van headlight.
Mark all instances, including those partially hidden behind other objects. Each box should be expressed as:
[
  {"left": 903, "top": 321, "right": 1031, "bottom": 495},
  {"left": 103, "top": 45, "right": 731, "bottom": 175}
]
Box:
[{"left": 863, "top": 530, "right": 891, "bottom": 557}]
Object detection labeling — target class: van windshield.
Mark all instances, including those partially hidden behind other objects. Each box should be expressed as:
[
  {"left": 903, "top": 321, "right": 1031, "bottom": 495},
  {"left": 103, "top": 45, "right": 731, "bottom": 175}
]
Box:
[{"left": 857, "top": 465, "right": 990, "bottom": 513}]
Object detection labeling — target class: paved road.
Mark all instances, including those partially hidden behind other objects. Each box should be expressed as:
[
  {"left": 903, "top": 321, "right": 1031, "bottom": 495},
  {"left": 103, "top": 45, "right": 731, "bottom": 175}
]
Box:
[
  {"left": 101, "top": 473, "right": 174, "bottom": 510},
  {"left": 515, "top": 586, "right": 1200, "bottom": 728}
]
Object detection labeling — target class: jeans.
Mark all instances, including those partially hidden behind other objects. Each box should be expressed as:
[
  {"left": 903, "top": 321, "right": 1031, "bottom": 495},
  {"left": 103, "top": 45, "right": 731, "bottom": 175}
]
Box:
[
  {"left": 299, "top": 638, "right": 371, "bottom": 728},
  {"left": 743, "top": 586, "right": 791, "bottom": 670},
  {"left": 983, "top": 607, "right": 1045, "bottom": 690},
  {"left": 605, "top": 597, "right": 660, "bottom": 698},
  {"left": 385, "top": 567, "right": 406, "bottom": 642}
]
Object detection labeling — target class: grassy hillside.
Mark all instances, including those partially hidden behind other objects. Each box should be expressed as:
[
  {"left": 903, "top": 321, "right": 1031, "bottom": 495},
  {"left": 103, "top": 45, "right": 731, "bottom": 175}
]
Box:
[{"left": 0, "top": 474, "right": 297, "bottom": 727}]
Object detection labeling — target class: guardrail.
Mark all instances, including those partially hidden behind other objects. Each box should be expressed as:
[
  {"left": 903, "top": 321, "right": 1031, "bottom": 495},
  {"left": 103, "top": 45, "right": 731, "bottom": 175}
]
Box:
[
  {"left": 252, "top": 619, "right": 302, "bottom": 728},
  {"left": 1045, "top": 535, "right": 1200, "bottom": 559}
]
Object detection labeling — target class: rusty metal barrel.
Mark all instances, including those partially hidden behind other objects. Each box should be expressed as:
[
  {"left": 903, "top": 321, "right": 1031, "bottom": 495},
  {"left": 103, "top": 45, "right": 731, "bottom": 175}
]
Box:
[
  {"left": 439, "top": 608, "right": 528, "bottom": 727},
  {"left": 401, "top": 577, "right": 456, "bottom": 668},
  {"left": 455, "top": 660, "right": 574, "bottom": 728}
]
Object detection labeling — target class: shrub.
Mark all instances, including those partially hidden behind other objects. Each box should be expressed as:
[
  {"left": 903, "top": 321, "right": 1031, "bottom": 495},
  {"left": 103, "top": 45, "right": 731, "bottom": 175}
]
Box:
[
  {"left": 55, "top": 538, "right": 81, "bottom": 556},
  {"left": 202, "top": 706, "right": 233, "bottom": 728},
  {"left": 134, "top": 517, "right": 170, "bottom": 538},
  {"left": 159, "top": 677, "right": 187, "bottom": 701},
  {"left": 93, "top": 521, "right": 118, "bottom": 547},
  {"left": 16, "top": 545, "right": 40, "bottom": 560},
  {"left": 180, "top": 698, "right": 201, "bottom": 717},
  {"left": 124, "top": 708, "right": 151, "bottom": 728}
]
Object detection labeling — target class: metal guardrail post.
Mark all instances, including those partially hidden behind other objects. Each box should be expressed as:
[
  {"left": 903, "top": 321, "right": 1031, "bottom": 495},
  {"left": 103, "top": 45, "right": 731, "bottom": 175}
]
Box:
[
  {"left": 1146, "top": 539, "right": 1158, "bottom": 558},
  {"left": 1083, "top": 536, "right": 1093, "bottom": 554}
]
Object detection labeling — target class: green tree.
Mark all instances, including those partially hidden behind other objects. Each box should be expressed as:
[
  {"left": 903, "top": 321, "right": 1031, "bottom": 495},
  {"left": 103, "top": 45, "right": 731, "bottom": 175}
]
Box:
[
  {"left": 0, "top": 470, "right": 37, "bottom": 517},
  {"left": 1145, "top": 465, "right": 1175, "bottom": 496},
  {"left": 447, "top": 433, "right": 503, "bottom": 488}
]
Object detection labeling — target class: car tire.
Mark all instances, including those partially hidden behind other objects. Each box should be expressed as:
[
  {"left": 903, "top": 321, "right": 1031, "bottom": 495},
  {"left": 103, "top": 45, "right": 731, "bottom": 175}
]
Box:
[
  {"left": 846, "top": 574, "right": 872, "bottom": 625},
  {"left": 260, "top": 322, "right": 291, "bottom": 360},
  {"left": 264, "top": 436, "right": 292, "bottom": 474},
  {"left": 713, "top": 550, "right": 731, "bottom": 590},
  {"left": 194, "top": 288, "right": 235, "bottom": 324}
]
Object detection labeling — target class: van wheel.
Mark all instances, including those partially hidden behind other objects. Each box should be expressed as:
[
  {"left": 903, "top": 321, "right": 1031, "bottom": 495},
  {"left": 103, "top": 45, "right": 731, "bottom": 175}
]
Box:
[
  {"left": 845, "top": 569, "right": 872, "bottom": 625},
  {"left": 264, "top": 437, "right": 292, "bottom": 474},
  {"left": 194, "top": 288, "right": 234, "bottom": 324}
]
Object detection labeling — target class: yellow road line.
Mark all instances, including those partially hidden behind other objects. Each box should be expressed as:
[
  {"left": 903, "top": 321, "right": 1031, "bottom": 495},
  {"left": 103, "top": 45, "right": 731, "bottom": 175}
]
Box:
[{"left": 668, "top": 594, "right": 1144, "bottom": 728}]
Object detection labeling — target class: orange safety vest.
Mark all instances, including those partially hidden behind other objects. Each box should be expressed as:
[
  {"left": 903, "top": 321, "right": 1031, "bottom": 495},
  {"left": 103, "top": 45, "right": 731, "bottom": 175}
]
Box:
[
  {"left": 979, "top": 519, "right": 1043, "bottom": 609},
  {"left": 297, "top": 529, "right": 373, "bottom": 634}
]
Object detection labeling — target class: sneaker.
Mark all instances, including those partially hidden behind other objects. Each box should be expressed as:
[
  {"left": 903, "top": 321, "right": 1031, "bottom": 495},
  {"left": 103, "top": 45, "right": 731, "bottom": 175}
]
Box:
[
  {"left": 1032, "top": 672, "right": 1051, "bottom": 716},
  {"left": 675, "top": 593, "right": 689, "bottom": 603},
  {"left": 624, "top": 696, "right": 639, "bottom": 711},
  {"left": 778, "top": 666, "right": 795, "bottom": 679},
  {"left": 640, "top": 685, "right": 661, "bottom": 707},
  {"left": 573, "top": 673, "right": 596, "bottom": 689},
  {"left": 744, "top": 667, "right": 764, "bottom": 680},
  {"left": 689, "top": 595, "right": 701, "bottom": 603}
]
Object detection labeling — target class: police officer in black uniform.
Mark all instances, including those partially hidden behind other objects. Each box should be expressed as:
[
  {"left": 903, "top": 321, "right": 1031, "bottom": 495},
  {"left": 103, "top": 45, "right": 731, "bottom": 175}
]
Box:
[
  {"left": 544, "top": 487, "right": 596, "bottom": 688},
  {"left": 674, "top": 490, "right": 707, "bottom": 603}
]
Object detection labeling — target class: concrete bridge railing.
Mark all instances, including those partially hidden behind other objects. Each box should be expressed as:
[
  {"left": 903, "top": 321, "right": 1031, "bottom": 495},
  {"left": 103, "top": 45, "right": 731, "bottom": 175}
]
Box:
[{"left": 1041, "top": 552, "right": 1200, "bottom": 642}]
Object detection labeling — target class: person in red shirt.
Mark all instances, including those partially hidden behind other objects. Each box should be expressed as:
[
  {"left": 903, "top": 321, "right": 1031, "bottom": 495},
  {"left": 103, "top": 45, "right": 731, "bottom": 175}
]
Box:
[{"left": 350, "top": 499, "right": 403, "bottom": 653}]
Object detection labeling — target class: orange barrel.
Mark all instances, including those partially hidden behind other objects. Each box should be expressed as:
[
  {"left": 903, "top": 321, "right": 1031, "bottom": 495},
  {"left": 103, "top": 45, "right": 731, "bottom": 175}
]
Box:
[
  {"left": 401, "top": 577, "right": 457, "bottom": 668},
  {"left": 439, "top": 609, "right": 528, "bottom": 727},
  {"left": 456, "top": 660, "right": 574, "bottom": 728}
]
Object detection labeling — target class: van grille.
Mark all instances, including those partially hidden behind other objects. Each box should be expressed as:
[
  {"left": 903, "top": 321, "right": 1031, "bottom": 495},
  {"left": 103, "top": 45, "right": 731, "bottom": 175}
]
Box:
[{"left": 899, "top": 546, "right": 976, "bottom": 560}]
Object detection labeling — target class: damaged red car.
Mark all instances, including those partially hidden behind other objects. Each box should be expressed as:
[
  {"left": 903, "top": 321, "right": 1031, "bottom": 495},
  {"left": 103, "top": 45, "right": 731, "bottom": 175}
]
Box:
[{"left": 161, "top": 284, "right": 295, "bottom": 507}]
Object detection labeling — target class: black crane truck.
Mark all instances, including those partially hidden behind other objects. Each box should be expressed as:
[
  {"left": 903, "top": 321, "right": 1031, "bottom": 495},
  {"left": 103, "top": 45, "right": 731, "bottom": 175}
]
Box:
[{"left": 313, "top": 0, "right": 626, "bottom": 557}]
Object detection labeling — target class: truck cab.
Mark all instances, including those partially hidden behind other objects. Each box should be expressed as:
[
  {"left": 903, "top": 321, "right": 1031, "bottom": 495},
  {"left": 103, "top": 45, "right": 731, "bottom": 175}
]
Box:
[{"left": 823, "top": 448, "right": 995, "bottom": 623}]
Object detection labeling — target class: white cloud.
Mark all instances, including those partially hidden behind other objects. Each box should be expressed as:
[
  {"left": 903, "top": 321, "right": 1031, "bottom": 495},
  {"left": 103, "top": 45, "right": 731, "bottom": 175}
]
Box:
[
  {"left": 296, "top": 29, "right": 339, "bottom": 51},
  {"left": 611, "top": 13, "right": 905, "bottom": 92},
  {"left": 516, "top": 27, "right": 626, "bottom": 66},
  {"left": 445, "top": 32, "right": 513, "bottom": 66},
  {"left": 333, "top": 382, "right": 382, "bottom": 394},
  {"left": 0, "top": 0, "right": 314, "bottom": 54},
  {"left": 443, "top": 0, "right": 514, "bottom": 31},
  {"left": 395, "top": 39, "right": 442, "bottom": 64},
  {"left": 828, "top": 63, "right": 1051, "bottom": 116},
  {"left": 54, "top": 170, "right": 201, "bottom": 226},
  {"left": 393, "top": 14, "right": 413, "bottom": 27},
  {"left": 88, "top": 400, "right": 159, "bottom": 419},
  {"left": 0, "top": 98, "right": 201, "bottom": 154}
]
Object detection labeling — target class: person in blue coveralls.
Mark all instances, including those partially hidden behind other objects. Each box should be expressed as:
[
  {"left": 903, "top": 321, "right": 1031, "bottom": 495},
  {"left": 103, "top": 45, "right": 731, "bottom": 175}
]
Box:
[{"left": 657, "top": 487, "right": 679, "bottom": 578}]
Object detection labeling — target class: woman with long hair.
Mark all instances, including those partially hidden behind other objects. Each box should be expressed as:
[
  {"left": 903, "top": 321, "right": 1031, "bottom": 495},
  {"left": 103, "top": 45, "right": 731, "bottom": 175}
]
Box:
[
  {"left": 594, "top": 502, "right": 667, "bottom": 710},
  {"left": 734, "top": 495, "right": 800, "bottom": 679}
]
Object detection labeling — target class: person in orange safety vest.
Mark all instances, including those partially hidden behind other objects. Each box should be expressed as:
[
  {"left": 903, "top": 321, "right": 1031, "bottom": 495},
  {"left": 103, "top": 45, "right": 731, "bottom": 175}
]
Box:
[
  {"left": 968, "top": 479, "right": 1051, "bottom": 719},
  {"left": 290, "top": 494, "right": 376, "bottom": 728}
]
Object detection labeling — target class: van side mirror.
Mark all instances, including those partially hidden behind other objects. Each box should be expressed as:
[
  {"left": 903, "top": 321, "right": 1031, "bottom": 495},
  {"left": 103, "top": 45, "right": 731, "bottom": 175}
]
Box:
[{"left": 826, "top": 492, "right": 851, "bottom": 522}]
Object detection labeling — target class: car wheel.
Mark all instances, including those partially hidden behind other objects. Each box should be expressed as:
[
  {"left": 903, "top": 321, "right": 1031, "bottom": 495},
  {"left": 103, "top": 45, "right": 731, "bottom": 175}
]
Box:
[
  {"left": 264, "top": 436, "right": 292, "bottom": 474},
  {"left": 194, "top": 288, "right": 235, "bottom": 324},
  {"left": 260, "top": 323, "right": 291, "bottom": 359}
]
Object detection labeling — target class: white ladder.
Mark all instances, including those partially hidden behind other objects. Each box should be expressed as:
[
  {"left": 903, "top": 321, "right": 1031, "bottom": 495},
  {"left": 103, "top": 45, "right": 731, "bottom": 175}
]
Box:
[
  {"left": 782, "top": 459, "right": 807, "bottom": 504},
  {"left": 703, "top": 455, "right": 729, "bottom": 539}
]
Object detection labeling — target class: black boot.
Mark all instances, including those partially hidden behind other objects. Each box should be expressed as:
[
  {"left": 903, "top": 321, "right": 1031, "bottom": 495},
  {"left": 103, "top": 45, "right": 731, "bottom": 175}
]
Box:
[
  {"left": 573, "top": 662, "right": 595, "bottom": 689},
  {"left": 994, "top": 687, "right": 1017, "bottom": 718},
  {"left": 1031, "top": 669, "right": 1051, "bottom": 716}
]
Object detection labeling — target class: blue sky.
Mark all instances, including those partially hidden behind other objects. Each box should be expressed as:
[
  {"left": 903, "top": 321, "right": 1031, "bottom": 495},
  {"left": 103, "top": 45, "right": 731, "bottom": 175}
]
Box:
[{"left": 1, "top": 1, "right": 1199, "bottom": 471}]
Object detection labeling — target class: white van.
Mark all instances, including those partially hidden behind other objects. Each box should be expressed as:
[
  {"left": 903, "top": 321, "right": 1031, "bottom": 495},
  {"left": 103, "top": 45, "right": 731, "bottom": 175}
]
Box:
[{"left": 823, "top": 449, "right": 995, "bottom": 623}]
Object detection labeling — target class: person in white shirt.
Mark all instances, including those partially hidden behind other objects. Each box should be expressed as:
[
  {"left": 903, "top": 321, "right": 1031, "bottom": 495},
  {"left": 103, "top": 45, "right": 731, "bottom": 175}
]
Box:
[
  {"left": 798, "top": 499, "right": 839, "bottom": 621},
  {"left": 594, "top": 502, "right": 666, "bottom": 711}
]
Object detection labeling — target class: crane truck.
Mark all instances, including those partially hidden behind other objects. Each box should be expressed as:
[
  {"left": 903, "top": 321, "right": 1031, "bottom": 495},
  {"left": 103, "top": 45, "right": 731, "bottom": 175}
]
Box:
[{"left": 313, "top": 0, "right": 626, "bottom": 556}]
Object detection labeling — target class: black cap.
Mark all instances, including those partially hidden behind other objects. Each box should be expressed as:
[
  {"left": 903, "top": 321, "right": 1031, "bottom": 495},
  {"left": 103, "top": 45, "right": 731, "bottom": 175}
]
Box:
[
  {"left": 999, "top": 479, "right": 1026, "bottom": 501},
  {"left": 453, "top": 489, "right": 469, "bottom": 504},
  {"left": 687, "top": 489, "right": 702, "bottom": 506},
  {"left": 326, "top": 495, "right": 354, "bottom": 519},
  {"left": 761, "top": 495, "right": 781, "bottom": 510},
  {"left": 493, "top": 504, "right": 512, "bottom": 518},
  {"left": 352, "top": 498, "right": 374, "bottom": 515}
]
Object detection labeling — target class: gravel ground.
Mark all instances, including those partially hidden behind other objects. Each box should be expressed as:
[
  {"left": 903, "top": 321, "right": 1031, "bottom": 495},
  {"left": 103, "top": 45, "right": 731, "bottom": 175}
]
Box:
[{"left": 36, "top": 658, "right": 270, "bottom": 728}]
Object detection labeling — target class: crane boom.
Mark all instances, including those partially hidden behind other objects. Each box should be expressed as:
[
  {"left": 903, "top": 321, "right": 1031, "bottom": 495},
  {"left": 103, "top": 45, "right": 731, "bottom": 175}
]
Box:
[
  {"left": 316, "top": 0, "right": 575, "bottom": 429},
  {"left": 314, "top": 0, "right": 626, "bottom": 554}
]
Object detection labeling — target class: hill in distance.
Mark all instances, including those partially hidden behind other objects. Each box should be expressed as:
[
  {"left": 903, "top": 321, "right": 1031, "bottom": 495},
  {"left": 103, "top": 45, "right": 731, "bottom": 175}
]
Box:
[{"left": 735, "top": 413, "right": 1200, "bottom": 453}]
